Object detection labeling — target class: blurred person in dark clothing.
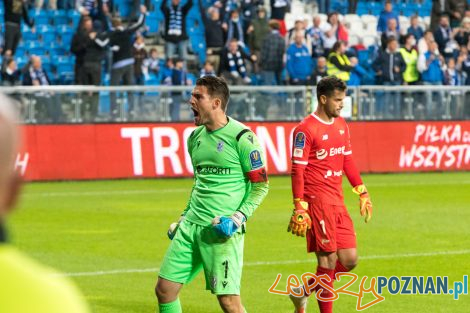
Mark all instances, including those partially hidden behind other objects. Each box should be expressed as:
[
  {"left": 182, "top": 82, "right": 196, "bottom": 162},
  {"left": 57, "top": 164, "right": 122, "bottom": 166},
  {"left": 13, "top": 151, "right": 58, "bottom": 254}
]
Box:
[
  {"left": 199, "top": 0, "right": 224, "bottom": 73},
  {"left": 312, "top": 56, "right": 327, "bottom": 84},
  {"left": 161, "top": 0, "right": 192, "bottom": 61},
  {"left": 76, "top": 0, "right": 111, "bottom": 31},
  {"left": 3, "top": 0, "right": 34, "bottom": 56},
  {"left": 373, "top": 37, "right": 406, "bottom": 117},
  {"left": 222, "top": 9, "right": 250, "bottom": 47},
  {"left": 434, "top": 14, "right": 459, "bottom": 60},
  {"left": 71, "top": 16, "right": 94, "bottom": 85},
  {"left": 270, "top": 0, "right": 289, "bottom": 36},
  {"left": 1, "top": 58, "right": 20, "bottom": 86},
  {"left": 133, "top": 35, "right": 147, "bottom": 86},
  {"left": 381, "top": 18, "right": 400, "bottom": 50},
  {"left": 247, "top": 7, "right": 269, "bottom": 74},
  {"left": 259, "top": 20, "right": 285, "bottom": 85},
  {"left": 168, "top": 58, "right": 192, "bottom": 121},
  {"left": 200, "top": 61, "right": 216, "bottom": 77},
  {"left": 108, "top": 5, "right": 146, "bottom": 119},
  {"left": 455, "top": 17, "right": 470, "bottom": 47}
]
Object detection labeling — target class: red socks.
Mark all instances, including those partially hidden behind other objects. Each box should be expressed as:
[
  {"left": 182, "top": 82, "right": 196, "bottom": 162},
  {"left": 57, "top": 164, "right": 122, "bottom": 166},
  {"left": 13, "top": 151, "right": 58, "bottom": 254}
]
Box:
[{"left": 304, "top": 262, "right": 350, "bottom": 313}]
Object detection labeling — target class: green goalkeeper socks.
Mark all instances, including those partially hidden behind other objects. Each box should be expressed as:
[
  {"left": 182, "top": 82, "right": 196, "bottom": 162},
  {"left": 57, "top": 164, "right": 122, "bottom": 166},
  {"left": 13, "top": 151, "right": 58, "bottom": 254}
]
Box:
[{"left": 158, "top": 298, "right": 182, "bottom": 313}]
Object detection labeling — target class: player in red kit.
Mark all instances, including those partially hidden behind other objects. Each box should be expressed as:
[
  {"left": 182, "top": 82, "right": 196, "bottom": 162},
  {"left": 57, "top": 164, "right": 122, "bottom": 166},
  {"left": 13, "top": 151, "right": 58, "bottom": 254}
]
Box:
[{"left": 287, "top": 76, "right": 373, "bottom": 313}]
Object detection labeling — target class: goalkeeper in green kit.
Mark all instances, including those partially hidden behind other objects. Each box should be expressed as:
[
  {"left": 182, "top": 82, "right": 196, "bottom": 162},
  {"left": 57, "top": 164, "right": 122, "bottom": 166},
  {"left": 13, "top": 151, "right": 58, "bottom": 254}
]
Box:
[{"left": 155, "top": 76, "right": 269, "bottom": 313}]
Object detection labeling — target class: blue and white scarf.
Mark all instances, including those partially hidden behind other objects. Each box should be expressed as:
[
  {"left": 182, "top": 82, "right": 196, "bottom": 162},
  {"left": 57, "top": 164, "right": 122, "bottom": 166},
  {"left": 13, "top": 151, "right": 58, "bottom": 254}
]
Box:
[
  {"left": 227, "top": 51, "right": 246, "bottom": 78},
  {"left": 226, "top": 19, "right": 244, "bottom": 46},
  {"left": 168, "top": 5, "right": 183, "bottom": 36}
]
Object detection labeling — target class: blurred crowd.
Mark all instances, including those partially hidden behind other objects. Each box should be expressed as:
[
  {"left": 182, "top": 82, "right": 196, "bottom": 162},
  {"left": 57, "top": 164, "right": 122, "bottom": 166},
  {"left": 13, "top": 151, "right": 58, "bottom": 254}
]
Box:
[{"left": 0, "top": 0, "right": 469, "bottom": 121}]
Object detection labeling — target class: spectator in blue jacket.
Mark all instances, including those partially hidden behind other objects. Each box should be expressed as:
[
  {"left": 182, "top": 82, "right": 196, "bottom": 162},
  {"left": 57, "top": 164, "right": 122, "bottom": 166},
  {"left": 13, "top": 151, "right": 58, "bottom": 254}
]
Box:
[
  {"left": 407, "top": 15, "right": 424, "bottom": 41},
  {"left": 418, "top": 41, "right": 445, "bottom": 118},
  {"left": 287, "top": 31, "right": 313, "bottom": 85},
  {"left": 377, "top": 0, "right": 399, "bottom": 34}
]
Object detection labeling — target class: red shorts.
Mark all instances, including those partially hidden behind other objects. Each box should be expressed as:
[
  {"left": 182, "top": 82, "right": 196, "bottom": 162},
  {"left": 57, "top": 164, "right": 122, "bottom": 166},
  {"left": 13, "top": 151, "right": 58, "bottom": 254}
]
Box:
[{"left": 305, "top": 198, "right": 356, "bottom": 253}]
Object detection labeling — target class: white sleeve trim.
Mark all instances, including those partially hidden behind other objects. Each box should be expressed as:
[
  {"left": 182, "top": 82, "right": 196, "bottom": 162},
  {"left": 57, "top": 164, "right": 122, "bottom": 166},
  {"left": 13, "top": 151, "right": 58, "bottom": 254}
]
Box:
[
  {"left": 293, "top": 160, "right": 308, "bottom": 165},
  {"left": 343, "top": 150, "right": 352, "bottom": 155}
]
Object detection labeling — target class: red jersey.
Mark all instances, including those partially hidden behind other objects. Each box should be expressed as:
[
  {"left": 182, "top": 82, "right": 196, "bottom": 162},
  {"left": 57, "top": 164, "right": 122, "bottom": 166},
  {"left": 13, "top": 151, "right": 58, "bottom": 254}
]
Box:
[{"left": 291, "top": 113, "right": 363, "bottom": 205}]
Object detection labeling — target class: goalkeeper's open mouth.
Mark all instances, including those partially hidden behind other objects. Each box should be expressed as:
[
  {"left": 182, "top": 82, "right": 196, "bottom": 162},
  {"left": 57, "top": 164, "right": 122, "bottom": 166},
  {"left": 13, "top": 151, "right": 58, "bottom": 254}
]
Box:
[{"left": 192, "top": 108, "right": 200, "bottom": 123}]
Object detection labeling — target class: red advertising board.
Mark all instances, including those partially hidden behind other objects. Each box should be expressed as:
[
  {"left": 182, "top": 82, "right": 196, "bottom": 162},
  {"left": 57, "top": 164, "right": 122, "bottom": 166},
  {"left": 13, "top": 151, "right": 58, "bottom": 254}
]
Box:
[{"left": 17, "top": 121, "right": 470, "bottom": 181}]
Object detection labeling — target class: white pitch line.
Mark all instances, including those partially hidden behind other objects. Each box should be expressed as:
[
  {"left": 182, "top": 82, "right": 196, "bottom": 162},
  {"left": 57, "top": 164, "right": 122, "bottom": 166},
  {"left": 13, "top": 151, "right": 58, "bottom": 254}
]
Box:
[
  {"left": 60, "top": 249, "right": 470, "bottom": 277},
  {"left": 23, "top": 180, "right": 470, "bottom": 198}
]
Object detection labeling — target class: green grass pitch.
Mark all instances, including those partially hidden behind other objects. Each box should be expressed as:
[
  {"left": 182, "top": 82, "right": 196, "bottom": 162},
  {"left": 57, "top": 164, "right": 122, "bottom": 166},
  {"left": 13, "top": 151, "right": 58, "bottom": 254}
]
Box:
[{"left": 7, "top": 172, "right": 470, "bottom": 313}]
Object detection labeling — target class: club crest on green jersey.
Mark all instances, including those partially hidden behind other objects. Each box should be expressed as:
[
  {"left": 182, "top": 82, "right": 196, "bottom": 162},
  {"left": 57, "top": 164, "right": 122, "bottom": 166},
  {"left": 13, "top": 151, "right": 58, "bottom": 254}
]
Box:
[
  {"left": 217, "top": 141, "right": 224, "bottom": 152},
  {"left": 250, "top": 150, "right": 263, "bottom": 169}
]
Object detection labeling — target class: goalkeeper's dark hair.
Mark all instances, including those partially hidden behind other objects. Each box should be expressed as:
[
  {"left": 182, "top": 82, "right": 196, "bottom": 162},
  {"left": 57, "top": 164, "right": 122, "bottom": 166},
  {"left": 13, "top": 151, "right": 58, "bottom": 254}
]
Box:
[
  {"left": 316, "top": 76, "right": 347, "bottom": 101},
  {"left": 196, "top": 76, "right": 230, "bottom": 112}
]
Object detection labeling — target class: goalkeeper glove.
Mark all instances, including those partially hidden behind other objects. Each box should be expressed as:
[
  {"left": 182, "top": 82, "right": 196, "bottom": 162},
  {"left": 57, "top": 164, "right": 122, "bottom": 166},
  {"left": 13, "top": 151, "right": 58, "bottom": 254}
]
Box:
[
  {"left": 352, "top": 184, "right": 372, "bottom": 223},
  {"left": 212, "top": 211, "right": 246, "bottom": 237},
  {"left": 167, "top": 215, "right": 185, "bottom": 240},
  {"left": 287, "top": 198, "right": 312, "bottom": 237}
]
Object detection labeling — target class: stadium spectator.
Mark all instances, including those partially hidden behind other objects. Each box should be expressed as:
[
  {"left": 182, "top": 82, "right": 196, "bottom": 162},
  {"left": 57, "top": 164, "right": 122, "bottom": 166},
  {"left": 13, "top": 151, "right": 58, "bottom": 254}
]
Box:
[
  {"left": 3, "top": 0, "right": 34, "bottom": 56},
  {"left": 444, "top": 57, "right": 463, "bottom": 85},
  {"left": 322, "top": 12, "right": 348, "bottom": 55},
  {"left": 381, "top": 18, "right": 400, "bottom": 50},
  {"left": 270, "top": 0, "right": 290, "bottom": 36},
  {"left": 418, "top": 41, "right": 445, "bottom": 118},
  {"left": 348, "top": 56, "right": 368, "bottom": 86},
  {"left": 373, "top": 37, "right": 406, "bottom": 117},
  {"left": 0, "top": 95, "right": 91, "bottom": 313},
  {"left": 219, "top": 38, "right": 256, "bottom": 84},
  {"left": 161, "top": 0, "right": 193, "bottom": 61},
  {"left": 431, "top": 0, "right": 451, "bottom": 30},
  {"left": 161, "top": 58, "right": 174, "bottom": 83},
  {"left": 108, "top": 5, "right": 146, "bottom": 119},
  {"left": 1, "top": 58, "right": 20, "bottom": 86},
  {"left": 248, "top": 7, "right": 270, "bottom": 73},
  {"left": 455, "top": 17, "right": 470, "bottom": 47},
  {"left": 434, "top": 15, "right": 459, "bottom": 60},
  {"left": 286, "top": 20, "right": 309, "bottom": 48},
  {"left": 308, "top": 15, "right": 325, "bottom": 57},
  {"left": 312, "top": 56, "right": 327, "bottom": 84},
  {"left": 286, "top": 31, "right": 313, "bottom": 85},
  {"left": 223, "top": 9, "right": 249, "bottom": 47},
  {"left": 418, "top": 30, "right": 435, "bottom": 54},
  {"left": 200, "top": 61, "right": 216, "bottom": 77},
  {"left": 133, "top": 35, "right": 148, "bottom": 86},
  {"left": 377, "top": 0, "right": 399, "bottom": 34},
  {"left": 407, "top": 15, "right": 424, "bottom": 41},
  {"left": 71, "top": 16, "right": 93, "bottom": 84},
  {"left": 78, "top": 22, "right": 109, "bottom": 120},
  {"left": 259, "top": 20, "right": 285, "bottom": 85},
  {"left": 240, "top": 0, "right": 262, "bottom": 23},
  {"left": 167, "top": 58, "right": 192, "bottom": 121},
  {"left": 23, "top": 55, "right": 62, "bottom": 123},
  {"left": 142, "top": 48, "right": 160, "bottom": 78},
  {"left": 199, "top": 0, "right": 224, "bottom": 73},
  {"left": 76, "top": 0, "right": 110, "bottom": 31},
  {"left": 400, "top": 34, "right": 420, "bottom": 85},
  {"left": 456, "top": 45, "right": 470, "bottom": 84},
  {"left": 326, "top": 40, "right": 354, "bottom": 83},
  {"left": 448, "top": 0, "right": 470, "bottom": 28}
]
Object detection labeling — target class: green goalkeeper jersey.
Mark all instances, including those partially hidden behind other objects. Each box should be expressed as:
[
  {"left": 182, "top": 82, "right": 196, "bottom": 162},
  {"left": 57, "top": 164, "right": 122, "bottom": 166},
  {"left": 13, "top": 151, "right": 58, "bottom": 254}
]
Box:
[{"left": 183, "top": 117, "right": 269, "bottom": 226}]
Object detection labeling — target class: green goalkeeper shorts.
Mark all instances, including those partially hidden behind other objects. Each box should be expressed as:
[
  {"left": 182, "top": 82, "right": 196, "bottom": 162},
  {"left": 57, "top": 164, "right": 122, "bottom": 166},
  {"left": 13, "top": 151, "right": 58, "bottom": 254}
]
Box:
[{"left": 159, "top": 219, "right": 245, "bottom": 295}]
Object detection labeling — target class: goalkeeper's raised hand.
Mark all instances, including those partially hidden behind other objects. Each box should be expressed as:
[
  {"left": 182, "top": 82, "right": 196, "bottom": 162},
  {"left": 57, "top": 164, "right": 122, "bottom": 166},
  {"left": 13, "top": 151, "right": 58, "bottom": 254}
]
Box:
[
  {"left": 167, "top": 216, "right": 185, "bottom": 240},
  {"left": 287, "top": 199, "right": 312, "bottom": 237},
  {"left": 352, "top": 184, "right": 373, "bottom": 223},
  {"left": 212, "top": 211, "right": 246, "bottom": 237}
]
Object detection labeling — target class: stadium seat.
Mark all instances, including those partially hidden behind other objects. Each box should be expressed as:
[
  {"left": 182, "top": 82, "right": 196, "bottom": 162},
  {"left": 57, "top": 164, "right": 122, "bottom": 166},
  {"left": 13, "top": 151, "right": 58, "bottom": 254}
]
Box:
[
  {"left": 51, "top": 10, "right": 68, "bottom": 26},
  {"left": 362, "top": 35, "right": 378, "bottom": 48},
  {"left": 22, "top": 28, "right": 39, "bottom": 41},
  {"left": 68, "top": 10, "right": 81, "bottom": 28},
  {"left": 30, "top": 9, "right": 50, "bottom": 25}
]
